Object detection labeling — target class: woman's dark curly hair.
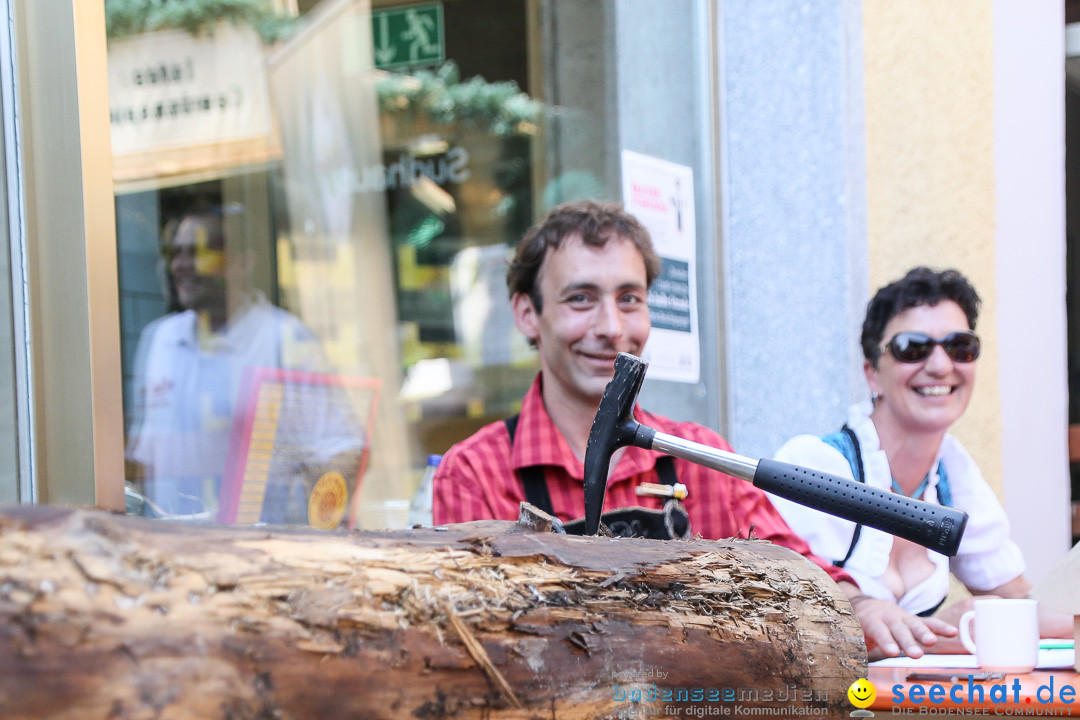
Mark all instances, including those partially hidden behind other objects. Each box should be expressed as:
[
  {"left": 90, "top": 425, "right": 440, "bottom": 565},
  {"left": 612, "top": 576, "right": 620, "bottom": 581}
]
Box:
[{"left": 861, "top": 266, "right": 981, "bottom": 364}]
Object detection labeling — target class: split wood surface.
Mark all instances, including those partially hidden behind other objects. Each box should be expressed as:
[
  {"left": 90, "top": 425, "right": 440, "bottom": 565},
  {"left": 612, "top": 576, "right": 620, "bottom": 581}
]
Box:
[{"left": 0, "top": 505, "right": 866, "bottom": 719}]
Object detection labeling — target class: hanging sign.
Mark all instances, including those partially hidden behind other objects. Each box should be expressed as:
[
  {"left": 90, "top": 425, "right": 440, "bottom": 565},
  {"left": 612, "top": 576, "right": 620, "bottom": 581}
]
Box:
[
  {"left": 621, "top": 150, "right": 701, "bottom": 384},
  {"left": 107, "top": 23, "right": 278, "bottom": 185},
  {"left": 371, "top": 2, "right": 445, "bottom": 70}
]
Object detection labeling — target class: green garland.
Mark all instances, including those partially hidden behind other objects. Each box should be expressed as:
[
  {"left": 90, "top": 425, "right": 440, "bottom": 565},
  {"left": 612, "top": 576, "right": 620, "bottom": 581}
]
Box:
[
  {"left": 105, "top": 4, "right": 541, "bottom": 137},
  {"left": 104, "top": 0, "right": 298, "bottom": 44},
  {"left": 377, "top": 62, "right": 542, "bottom": 138}
]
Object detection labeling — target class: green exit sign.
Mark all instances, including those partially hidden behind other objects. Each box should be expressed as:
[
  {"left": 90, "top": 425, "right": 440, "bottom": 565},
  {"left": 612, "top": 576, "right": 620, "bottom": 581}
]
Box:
[{"left": 372, "top": 3, "right": 446, "bottom": 71}]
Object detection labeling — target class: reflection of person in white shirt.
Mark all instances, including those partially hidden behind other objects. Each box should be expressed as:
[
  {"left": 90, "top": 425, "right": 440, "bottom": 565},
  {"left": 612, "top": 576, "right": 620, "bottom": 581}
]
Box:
[{"left": 126, "top": 207, "right": 362, "bottom": 524}]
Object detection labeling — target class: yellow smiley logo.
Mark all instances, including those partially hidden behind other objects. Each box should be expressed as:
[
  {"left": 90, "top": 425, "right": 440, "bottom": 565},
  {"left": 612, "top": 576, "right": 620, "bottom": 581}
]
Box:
[{"left": 847, "top": 678, "right": 876, "bottom": 709}]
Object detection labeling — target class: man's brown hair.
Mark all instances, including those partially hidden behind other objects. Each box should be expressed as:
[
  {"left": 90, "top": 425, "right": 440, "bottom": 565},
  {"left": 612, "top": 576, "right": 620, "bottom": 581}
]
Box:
[{"left": 506, "top": 200, "right": 661, "bottom": 312}]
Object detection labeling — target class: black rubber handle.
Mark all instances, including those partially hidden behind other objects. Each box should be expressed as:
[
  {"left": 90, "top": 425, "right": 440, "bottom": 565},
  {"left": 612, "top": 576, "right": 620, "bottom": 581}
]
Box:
[{"left": 752, "top": 458, "right": 968, "bottom": 557}]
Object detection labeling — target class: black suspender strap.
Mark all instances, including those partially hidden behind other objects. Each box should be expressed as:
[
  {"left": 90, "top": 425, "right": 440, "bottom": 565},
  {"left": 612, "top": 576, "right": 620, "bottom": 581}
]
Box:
[
  {"left": 841, "top": 424, "right": 864, "bottom": 482},
  {"left": 520, "top": 465, "right": 554, "bottom": 515},
  {"left": 824, "top": 424, "right": 950, "bottom": 616},
  {"left": 835, "top": 424, "right": 864, "bottom": 569},
  {"left": 504, "top": 414, "right": 678, "bottom": 517},
  {"left": 504, "top": 415, "right": 555, "bottom": 515},
  {"left": 655, "top": 455, "right": 677, "bottom": 487}
]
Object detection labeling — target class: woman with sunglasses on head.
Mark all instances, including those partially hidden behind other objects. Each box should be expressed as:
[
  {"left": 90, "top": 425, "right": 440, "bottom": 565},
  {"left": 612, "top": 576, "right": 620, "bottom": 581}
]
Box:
[{"left": 769, "top": 266, "right": 1070, "bottom": 660}]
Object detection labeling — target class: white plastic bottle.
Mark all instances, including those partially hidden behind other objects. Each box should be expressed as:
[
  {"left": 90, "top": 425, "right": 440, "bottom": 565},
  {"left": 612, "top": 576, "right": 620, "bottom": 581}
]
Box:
[{"left": 407, "top": 454, "right": 442, "bottom": 527}]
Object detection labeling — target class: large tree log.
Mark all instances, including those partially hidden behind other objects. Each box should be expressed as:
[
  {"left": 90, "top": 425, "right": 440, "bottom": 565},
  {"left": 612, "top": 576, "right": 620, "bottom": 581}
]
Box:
[{"left": 0, "top": 505, "right": 865, "bottom": 719}]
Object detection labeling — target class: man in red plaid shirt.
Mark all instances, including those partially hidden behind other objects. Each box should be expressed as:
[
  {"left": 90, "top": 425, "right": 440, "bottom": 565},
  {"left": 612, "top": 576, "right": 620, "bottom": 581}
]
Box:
[{"left": 433, "top": 200, "right": 957, "bottom": 660}]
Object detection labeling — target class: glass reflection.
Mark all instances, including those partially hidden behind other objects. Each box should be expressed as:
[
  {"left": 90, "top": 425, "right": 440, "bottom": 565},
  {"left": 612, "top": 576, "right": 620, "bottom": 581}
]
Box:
[{"left": 110, "top": 0, "right": 592, "bottom": 527}]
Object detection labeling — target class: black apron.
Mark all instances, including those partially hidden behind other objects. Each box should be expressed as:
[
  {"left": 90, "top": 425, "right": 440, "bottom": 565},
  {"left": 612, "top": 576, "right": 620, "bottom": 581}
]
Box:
[{"left": 504, "top": 415, "right": 692, "bottom": 540}]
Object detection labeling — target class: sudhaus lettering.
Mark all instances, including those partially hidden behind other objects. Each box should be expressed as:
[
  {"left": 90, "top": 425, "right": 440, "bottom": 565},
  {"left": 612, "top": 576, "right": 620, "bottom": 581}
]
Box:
[
  {"left": 354, "top": 147, "right": 471, "bottom": 193},
  {"left": 310, "top": 147, "right": 471, "bottom": 200}
]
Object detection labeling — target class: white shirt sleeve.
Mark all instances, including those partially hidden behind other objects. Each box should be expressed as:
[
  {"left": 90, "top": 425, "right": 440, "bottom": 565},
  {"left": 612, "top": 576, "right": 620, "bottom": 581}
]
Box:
[{"left": 942, "top": 436, "right": 1027, "bottom": 591}]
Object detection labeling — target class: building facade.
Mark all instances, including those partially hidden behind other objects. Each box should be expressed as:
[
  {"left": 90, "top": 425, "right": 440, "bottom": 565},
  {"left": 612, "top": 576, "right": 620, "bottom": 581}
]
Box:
[{"left": 0, "top": 0, "right": 1069, "bottom": 578}]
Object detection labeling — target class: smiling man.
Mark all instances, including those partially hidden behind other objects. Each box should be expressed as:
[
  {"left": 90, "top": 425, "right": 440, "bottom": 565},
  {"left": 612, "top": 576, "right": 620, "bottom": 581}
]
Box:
[{"left": 432, "top": 200, "right": 859, "bottom": 589}]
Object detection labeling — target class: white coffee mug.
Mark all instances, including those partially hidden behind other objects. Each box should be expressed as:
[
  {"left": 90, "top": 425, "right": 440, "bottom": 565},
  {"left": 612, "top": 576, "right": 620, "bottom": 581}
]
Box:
[{"left": 958, "top": 598, "right": 1039, "bottom": 672}]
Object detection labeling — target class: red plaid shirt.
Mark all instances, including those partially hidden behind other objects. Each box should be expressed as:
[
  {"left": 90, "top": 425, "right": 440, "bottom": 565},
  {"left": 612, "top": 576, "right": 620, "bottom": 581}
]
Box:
[{"left": 433, "top": 375, "right": 854, "bottom": 585}]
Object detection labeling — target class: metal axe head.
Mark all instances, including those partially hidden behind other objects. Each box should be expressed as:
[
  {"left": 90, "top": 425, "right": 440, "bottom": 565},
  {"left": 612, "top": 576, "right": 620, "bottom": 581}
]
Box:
[{"left": 582, "top": 352, "right": 649, "bottom": 535}]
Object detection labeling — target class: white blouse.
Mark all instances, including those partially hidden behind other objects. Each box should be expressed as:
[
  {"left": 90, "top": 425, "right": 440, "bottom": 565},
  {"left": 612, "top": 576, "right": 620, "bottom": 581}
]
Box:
[{"left": 768, "top": 402, "right": 1026, "bottom": 615}]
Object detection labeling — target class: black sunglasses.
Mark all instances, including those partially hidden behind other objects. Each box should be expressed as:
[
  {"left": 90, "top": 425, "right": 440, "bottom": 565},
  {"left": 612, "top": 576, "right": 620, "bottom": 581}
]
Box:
[{"left": 874, "top": 331, "right": 981, "bottom": 364}]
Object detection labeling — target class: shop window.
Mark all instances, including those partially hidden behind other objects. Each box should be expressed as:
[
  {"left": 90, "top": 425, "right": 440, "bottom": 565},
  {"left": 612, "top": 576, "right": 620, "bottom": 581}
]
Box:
[
  {"left": 109, "top": 0, "right": 589, "bottom": 528},
  {"left": 108, "top": 0, "right": 713, "bottom": 528}
]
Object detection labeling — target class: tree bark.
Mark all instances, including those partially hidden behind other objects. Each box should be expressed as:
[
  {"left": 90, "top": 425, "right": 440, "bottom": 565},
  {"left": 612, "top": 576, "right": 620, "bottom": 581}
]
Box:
[{"left": 0, "top": 505, "right": 865, "bottom": 719}]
